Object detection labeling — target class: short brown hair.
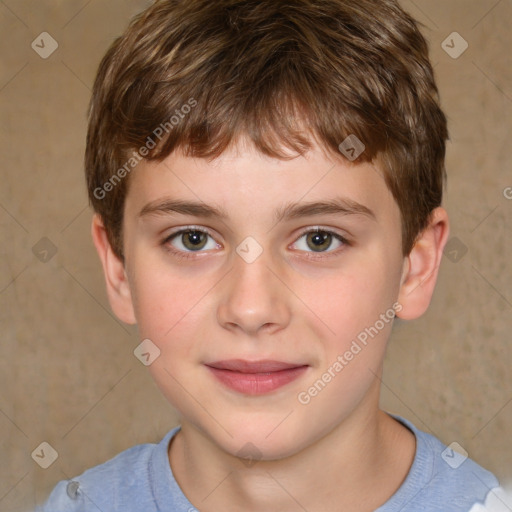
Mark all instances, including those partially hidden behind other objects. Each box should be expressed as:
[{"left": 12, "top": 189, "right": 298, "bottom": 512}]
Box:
[{"left": 86, "top": 0, "right": 448, "bottom": 259}]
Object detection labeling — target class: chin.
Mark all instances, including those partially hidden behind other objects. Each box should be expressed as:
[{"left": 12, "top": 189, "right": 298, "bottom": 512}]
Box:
[{"left": 209, "top": 416, "right": 309, "bottom": 462}]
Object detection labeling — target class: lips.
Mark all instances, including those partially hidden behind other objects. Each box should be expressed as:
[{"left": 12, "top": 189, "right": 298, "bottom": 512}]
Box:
[
  {"left": 205, "top": 359, "right": 309, "bottom": 395},
  {"left": 206, "top": 359, "right": 305, "bottom": 373}
]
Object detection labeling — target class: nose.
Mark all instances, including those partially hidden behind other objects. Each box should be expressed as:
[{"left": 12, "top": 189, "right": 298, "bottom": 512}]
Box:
[{"left": 216, "top": 248, "right": 291, "bottom": 336}]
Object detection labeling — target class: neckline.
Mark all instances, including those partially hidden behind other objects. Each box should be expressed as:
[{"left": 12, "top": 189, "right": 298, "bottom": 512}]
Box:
[{"left": 150, "top": 413, "right": 426, "bottom": 510}]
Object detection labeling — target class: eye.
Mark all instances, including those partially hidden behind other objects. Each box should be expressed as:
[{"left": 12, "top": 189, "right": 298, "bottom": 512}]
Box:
[
  {"left": 292, "top": 228, "right": 348, "bottom": 254},
  {"left": 164, "top": 227, "right": 219, "bottom": 254},
  {"left": 162, "top": 226, "right": 348, "bottom": 260}
]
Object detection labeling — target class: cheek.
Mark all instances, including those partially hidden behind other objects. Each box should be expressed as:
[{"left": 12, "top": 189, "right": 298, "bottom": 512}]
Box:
[
  {"left": 130, "top": 262, "right": 205, "bottom": 346},
  {"left": 294, "top": 256, "right": 398, "bottom": 341},
  {"left": 293, "top": 267, "right": 398, "bottom": 422},
  {"left": 132, "top": 268, "right": 210, "bottom": 408}
]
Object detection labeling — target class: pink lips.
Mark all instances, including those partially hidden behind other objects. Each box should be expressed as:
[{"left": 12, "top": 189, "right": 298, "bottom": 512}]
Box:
[{"left": 205, "top": 359, "right": 309, "bottom": 395}]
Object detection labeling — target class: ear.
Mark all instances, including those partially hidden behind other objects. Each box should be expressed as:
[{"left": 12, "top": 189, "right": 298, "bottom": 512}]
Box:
[
  {"left": 396, "top": 207, "right": 450, "bottom": 320},
  {"left": 90, "top": 214, "right": 137, "bottom": 325}
]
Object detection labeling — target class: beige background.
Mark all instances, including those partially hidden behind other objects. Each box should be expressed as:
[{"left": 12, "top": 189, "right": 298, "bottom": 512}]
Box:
[{"left": 1, "top": 1, "right": 511, "bottom": 510}]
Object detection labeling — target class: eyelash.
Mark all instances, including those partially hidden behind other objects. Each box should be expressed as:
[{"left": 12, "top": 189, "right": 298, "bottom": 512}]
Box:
[{"left": 162, "top": 226, "right": 350, "bottom": 261}]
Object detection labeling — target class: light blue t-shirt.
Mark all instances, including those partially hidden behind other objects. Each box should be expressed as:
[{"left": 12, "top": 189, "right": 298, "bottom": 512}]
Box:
[{"left": 37, "top": 415, "right": 502, "bottom": 511}]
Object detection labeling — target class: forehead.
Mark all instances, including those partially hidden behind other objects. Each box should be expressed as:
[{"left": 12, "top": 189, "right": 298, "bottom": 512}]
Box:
[{"left": 124, "top": 139, "right": 399, "bottom": 227}]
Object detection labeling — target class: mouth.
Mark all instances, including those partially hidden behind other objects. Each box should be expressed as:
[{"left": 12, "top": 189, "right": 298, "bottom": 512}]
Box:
[{"left": 204, "top": 359, "right": 309, "bottom": 395}]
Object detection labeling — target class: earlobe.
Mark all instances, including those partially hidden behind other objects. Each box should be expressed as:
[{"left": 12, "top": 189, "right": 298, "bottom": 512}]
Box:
[
  {"left": 396, "top": 207, "right": 450, "bottom": 320},
  {"left": 90, "top": 214, "right": 137, "bottom": 325}
]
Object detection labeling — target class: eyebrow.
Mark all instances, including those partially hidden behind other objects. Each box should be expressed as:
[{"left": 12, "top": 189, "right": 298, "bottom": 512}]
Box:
[{"left": 138, "top": 196, "right": 376, "bottom": 223}]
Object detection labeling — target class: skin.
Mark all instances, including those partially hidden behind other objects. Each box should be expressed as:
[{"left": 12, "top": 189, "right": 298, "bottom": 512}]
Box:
[{"left": 92, "top": 136, "right": 449, "bottom": 512}]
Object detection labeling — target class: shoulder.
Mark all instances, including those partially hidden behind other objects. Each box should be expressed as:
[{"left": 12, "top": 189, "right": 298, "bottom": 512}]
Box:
[
  {"left": 379, "top": 415, "right": 502, "bottom": 512},
  {"left": 36, "top": 428, "right": 179, "bottom": 512}
]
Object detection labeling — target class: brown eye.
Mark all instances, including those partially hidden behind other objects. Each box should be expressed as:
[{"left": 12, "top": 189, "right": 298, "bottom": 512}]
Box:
[
  {"left": 181, "top": 230, "right": 208, "bottom": 251},
  {"left": 306, "top": 231, "right": 334, "bottom": 252},
  {"left": 292, "top": 229, "right": 348, "bottom": 255},
  {"left": 165, "top": 228, "right": 218, "bottom": 254}
]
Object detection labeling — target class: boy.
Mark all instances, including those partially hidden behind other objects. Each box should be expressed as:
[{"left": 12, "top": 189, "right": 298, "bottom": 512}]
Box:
[{"left": 39, "top": 0, "right": 504, "bottom": 510}]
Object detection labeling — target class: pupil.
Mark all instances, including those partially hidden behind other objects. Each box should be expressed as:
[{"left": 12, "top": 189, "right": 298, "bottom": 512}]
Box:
[{"left": 189, "top": 232, "right": 202, "bottom": 245}]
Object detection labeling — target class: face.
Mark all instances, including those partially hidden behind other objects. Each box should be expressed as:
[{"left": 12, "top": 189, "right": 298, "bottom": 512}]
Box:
[{"left": 120, "top": 138, "right": 407, "bottom": 460}]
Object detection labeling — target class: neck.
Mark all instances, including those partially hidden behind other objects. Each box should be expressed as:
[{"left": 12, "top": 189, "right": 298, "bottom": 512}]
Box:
[{"left": 168, "top": 382, "right": 415, "bottom": 512}]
